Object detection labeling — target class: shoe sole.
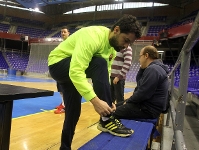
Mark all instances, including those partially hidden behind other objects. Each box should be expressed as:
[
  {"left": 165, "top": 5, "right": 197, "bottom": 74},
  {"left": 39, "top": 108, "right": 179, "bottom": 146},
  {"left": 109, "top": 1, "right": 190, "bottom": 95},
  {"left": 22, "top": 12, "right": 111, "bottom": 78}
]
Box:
[
  {"left": 54, "top": 109, "right": 65, "bottom": 114},
  {"left": 97, "top": 124, "right": 133, "bottom": 137}
]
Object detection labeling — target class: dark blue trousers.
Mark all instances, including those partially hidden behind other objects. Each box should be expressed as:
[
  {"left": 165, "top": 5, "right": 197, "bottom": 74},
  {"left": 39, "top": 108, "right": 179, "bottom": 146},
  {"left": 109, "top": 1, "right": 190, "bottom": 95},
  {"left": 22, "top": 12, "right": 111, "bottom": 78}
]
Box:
[
  {"left": 49, "top": 57, "right": 112, "bottom": 150},
  {"left": 110, "top": 77, "right": 125, "bottom": 103}
]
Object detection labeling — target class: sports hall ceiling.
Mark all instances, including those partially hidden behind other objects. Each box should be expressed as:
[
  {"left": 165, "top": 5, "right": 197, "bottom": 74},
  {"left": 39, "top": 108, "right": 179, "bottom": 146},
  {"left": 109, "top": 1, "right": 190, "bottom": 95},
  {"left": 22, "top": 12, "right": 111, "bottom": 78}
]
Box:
[{"left": 0, "top": 0, "right": 196, "bottom": 15}]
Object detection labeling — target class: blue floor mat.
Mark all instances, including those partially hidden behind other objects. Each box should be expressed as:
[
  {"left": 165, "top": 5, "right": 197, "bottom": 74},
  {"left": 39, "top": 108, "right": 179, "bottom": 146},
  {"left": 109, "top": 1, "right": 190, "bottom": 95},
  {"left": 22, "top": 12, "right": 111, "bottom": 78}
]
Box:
[
  {"left": 12, "top": 88, "right": 133, "bottom": 118},
  {"left": 124, "top": 88, "right": 134, "bottom": 93},
  {"left": 12, "top": 92, "right": 86, "bottom": 118},
  {"left": 0, "top": 75, "right": 55, "bottom": 82},
  {"left": 2, "top": 75, "right": 134, "bottom": 118}
]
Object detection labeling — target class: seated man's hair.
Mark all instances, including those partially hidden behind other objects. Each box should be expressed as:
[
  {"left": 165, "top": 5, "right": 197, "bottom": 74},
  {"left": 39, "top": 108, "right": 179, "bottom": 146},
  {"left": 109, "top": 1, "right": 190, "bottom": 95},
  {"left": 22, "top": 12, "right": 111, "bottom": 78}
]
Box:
[{"left": 142, "top": 46, "right": 159, "bottom": 59}]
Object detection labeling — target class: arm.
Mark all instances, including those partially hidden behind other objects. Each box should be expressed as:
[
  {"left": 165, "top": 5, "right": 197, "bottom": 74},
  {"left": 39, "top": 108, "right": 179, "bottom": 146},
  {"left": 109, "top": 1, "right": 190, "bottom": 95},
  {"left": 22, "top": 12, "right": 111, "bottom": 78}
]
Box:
[
  {"left": 108, "top": 48, "right": 116, "bottom": 76},
  {"left": 69, "top": 30, "right": 113, "bottom": 116},
  {"left": 113, "top": 46, "right": 132, "bottom": 84},
  {"left": 127, "top": 66, "right": 159, "bottom": 103},
  {"left": 117, "top": 46, "right": 132, "bottom": 79},
  {"left": 69, "top": 33, "right": 99, "bottom": 101}
]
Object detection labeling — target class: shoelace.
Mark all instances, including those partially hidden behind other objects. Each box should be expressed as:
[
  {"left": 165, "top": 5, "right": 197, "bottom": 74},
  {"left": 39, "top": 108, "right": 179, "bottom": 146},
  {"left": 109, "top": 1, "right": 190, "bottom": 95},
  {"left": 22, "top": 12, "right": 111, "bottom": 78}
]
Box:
[
  {"left": 110, "top": 116, "right": 124, "bottom": 128},
  {"left": 114, "top": 119, "right": 124, "bottom": 128}
]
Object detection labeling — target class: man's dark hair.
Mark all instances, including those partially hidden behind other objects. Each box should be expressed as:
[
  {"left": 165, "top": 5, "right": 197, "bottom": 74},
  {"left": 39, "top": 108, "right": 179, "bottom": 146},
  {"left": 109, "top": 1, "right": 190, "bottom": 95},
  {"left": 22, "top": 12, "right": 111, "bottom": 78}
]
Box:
[
  {"left": 111, "top": 14, "right": 141, "bottom": 39},
  {"left": 143, "top": 45, "right": 159, "bottom": 59},
  {"left": 62, "top": 26, "right": 68, "bottom": 30}
]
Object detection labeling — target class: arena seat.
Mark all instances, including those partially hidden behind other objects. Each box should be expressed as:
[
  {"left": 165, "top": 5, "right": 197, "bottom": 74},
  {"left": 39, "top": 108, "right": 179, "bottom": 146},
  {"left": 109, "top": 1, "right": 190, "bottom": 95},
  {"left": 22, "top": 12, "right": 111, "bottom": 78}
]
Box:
[
  {"left": 0, "top": 23, "right": 10, "bottom": 32},
  {"left": 0, "top": 52, "right": 9, "bottom": 69}
]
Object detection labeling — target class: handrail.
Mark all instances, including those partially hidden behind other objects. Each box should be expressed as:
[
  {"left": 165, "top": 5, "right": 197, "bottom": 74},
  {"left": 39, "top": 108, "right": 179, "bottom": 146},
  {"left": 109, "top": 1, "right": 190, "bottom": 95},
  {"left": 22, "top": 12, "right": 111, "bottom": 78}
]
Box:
[
  {"left": 175, "top": 130, "right": 187, "bottom": 150},
  {"left": 165, "top": 11, "right": 199, "bottom": 150}
]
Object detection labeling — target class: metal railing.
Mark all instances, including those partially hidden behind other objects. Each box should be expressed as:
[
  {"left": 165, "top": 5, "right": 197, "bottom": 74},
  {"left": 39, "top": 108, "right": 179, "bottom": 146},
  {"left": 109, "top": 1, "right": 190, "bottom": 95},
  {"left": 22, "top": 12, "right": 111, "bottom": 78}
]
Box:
[{"left": 165, "top": 11, "right": 199, "bottom": 150}]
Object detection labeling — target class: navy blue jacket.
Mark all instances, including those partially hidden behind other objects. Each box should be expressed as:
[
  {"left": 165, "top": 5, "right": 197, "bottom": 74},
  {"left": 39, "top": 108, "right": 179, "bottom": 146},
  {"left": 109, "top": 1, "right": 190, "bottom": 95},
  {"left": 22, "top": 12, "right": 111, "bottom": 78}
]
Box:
[{"left": 127, "top": 59, "right": 169, "bottom": 117}]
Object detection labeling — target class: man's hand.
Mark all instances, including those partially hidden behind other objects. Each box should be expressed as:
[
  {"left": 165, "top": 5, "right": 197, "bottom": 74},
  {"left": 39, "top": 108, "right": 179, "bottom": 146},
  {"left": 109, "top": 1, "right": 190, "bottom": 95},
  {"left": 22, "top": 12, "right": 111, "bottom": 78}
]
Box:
[
  {"left": 113, "top": 77, "right": 119, "bottom": 84},
  {"left": 111, "top": 103, "right": 116, "bottom": 112},
  {"left": 90, "top": 97, "right": 113, "bottom": 117}
]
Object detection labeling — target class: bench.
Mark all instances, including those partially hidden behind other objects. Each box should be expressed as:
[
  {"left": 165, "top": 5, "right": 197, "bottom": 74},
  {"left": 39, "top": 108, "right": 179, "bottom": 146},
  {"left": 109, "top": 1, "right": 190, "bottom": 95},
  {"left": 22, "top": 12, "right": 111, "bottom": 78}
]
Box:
[
  {"left": 134, "top": 118, "right": 160, "bottom": 138},
  {"left": 78, "top": 119, "right": 154, "bottom": 150}
]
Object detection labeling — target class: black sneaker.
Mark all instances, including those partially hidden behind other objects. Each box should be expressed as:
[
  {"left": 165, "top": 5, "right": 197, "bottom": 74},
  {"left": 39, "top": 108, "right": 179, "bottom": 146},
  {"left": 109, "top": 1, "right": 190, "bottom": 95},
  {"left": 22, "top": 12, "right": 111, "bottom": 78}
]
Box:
[{"left": 97, "top": 116, "right": 134, "bottom": 137}]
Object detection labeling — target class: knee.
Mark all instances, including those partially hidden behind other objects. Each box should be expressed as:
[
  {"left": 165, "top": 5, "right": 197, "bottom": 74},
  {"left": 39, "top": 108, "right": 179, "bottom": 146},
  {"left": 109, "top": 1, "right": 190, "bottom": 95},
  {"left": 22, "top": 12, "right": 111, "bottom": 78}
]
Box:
[
  {"left": 93, "top": 57, "right": 107, "bottom": 68},
  {"left": 86, "top": 57, "right": 108, "bottom": 77}
]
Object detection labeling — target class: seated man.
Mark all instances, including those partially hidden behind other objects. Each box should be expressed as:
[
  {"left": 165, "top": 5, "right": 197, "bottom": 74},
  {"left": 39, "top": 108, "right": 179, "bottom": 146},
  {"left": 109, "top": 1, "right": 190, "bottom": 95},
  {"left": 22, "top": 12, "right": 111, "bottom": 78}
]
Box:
[{"left": 113, "top": 45, "right": 169, "bottom": 119}]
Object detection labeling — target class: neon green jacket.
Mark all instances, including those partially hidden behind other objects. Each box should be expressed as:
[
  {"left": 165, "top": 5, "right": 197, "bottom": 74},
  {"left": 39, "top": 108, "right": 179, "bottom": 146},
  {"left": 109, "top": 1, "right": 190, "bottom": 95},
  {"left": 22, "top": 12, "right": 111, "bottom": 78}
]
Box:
[{"left": 48, "top": 26, "right": 116, "bottom": 101}]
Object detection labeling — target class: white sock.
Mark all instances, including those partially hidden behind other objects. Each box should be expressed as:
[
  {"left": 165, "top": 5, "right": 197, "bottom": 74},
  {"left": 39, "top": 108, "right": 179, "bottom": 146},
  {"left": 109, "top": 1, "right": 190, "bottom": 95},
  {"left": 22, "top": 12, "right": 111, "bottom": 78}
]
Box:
[
  {"left": 62, "top": 102, "right": 65, "bottom": 107},
  {"left": 102, "top": 117, "right": 109, "bottom": 121}
]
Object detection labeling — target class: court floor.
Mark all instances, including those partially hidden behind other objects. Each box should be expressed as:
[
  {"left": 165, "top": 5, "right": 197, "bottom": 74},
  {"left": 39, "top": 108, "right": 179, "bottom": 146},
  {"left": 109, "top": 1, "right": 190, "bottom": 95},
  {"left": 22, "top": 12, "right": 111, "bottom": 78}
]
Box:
[
  {"left": 0, "top": 75, "right": 134, "bottom": 119},
  {"left": 0, "top": 74, "right": 135, "bottom": 150}
]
